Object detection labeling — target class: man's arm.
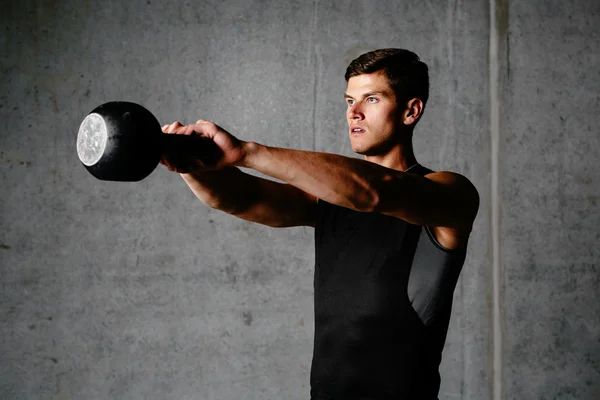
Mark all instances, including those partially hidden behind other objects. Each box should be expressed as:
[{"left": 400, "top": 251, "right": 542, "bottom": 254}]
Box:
[
  {"left": 161, "top": 120, "right": 478, "bottom": 245},
  {"left": 238, "top": 142, "right": 479, "bottom": 247},
  {"left": 178, "top": 168, "right": 317, "bottom": 228},
  {"left": 160, "top": 121, "right": 317, "bottom": 228}
]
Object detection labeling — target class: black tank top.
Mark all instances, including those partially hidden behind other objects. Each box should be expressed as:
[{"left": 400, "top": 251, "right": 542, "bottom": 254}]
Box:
[{"left": 310, "top": 164, "right": 467, "bottom": 400}]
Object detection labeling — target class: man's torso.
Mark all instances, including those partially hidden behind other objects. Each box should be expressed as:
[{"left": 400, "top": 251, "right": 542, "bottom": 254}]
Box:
[{"left": 310, "top": 165, "right": 467, "bottom": 400}]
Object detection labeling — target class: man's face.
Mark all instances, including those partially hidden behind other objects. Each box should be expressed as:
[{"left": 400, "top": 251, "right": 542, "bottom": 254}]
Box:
[{"left": 345, "top": 72, "right": 405, "bottom": 156}]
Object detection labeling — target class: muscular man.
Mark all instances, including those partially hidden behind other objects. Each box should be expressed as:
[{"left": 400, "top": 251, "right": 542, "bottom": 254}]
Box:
[{"left": 161, "top": 48, "right": 479, "bottom": 400}]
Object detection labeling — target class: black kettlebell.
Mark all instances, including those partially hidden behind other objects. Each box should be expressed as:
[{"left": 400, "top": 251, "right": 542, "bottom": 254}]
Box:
[{"left": 76, "top": 101, "right": 219, "bottom": 181}]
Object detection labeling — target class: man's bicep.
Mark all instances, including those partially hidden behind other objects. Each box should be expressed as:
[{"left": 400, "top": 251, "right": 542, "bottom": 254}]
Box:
[
  {"left": 231, "top": 177, "right": 318, "bottom": 228},
  {"left": 424, "top": 171, "right": 479, "bottom": 228},
  {"left": 379, "top": 170, "right": 479, "bottom": 229}
]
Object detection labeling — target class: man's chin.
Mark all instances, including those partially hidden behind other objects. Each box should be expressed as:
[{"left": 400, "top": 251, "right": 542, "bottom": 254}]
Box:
[
  {"left": 352, "top": 144, "right": 382, "bottom": 157},
  {"left": 350, "top": 139, "right": 371, "bottom": 155},
  {"left": 352, "top": 137, "right": 399, "bottom": 157},
  {"left": 351, "top": 145, "right": 367, "bottom": 155}
]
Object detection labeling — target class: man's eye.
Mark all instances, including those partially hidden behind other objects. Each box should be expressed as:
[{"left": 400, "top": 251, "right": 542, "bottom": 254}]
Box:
[
  {"left": 347, "top": 99, "right": 355, "bottom": 105},
  {"left": 367, "top": 97, "right": 378, "bottom": 103}
]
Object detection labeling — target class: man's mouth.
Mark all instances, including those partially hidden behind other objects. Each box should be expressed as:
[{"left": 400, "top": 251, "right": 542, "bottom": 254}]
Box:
[{"left": 350, "top": 127, "right": 366, "bottom": 134}]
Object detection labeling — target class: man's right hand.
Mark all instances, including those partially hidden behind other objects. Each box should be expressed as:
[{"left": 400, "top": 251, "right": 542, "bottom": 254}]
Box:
[{"left": 160, "top": 121, "right": 247, "bottom": 173}]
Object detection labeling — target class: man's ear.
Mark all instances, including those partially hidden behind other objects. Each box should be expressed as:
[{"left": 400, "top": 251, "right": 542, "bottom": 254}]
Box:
[{"left": 402, "top": 98, "right": 424, "bottom": 126}]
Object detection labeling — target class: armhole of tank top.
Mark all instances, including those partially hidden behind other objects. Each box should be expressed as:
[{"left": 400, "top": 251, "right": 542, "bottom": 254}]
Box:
[
  {"left": 416, "top": 166, "right": 468, "bottom": 255},
  {"left": 423, "top": 225, "right": 465, "bottom": 253}
]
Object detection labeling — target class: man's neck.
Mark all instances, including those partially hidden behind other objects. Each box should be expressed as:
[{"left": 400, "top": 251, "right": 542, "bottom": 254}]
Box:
[{"left": 363, "top": 141, "right": 418, "bottom": 172}]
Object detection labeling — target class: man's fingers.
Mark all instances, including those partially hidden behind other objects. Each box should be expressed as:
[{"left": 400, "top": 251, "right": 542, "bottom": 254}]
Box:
[
  {"left": 189, "top": 120, "right": 220, "bottom": 139},
  {"left": 161, "top": 121, "right": 185, "bottom": 134},
  {"left": 168, "top": 121, "right": 183, "bottom": 133},
  {"left": 161, "top": 120, "right": 216, "bottom": 137}
]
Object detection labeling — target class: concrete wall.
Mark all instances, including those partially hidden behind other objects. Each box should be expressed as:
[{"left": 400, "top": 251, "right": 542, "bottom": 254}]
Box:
[
  {"left": 502, "top": 1, "right": 600, "bottom": 399},
  {"left": 0, "top": 0, "right": 597, "bottom": 399}
]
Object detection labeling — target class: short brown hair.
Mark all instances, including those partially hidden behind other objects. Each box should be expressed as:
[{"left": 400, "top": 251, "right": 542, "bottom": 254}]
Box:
[{"left": 345, "top": 48, "right": 429, "bottom": 107}]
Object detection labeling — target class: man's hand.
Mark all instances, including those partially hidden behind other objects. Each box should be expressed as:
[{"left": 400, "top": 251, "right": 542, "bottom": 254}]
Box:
[{"left": 160, "top": 120, "right": 246, "bottom": 173}]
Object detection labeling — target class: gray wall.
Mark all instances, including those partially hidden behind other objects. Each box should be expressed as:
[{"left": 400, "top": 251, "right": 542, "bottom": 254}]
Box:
[
  {"left": 0, "top": 0, "right": 597, "bottom": 399},
  {"left": 503, "top": 1, "right": 600, "bottom": 399}
]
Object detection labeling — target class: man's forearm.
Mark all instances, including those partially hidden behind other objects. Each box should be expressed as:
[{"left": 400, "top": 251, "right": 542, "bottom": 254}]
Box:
[
  {"left": 239, "top": 142, "right": 395, "bottom": 212},
  {"left": 179, "top": 167, "right": 260, "bottom": 213}
]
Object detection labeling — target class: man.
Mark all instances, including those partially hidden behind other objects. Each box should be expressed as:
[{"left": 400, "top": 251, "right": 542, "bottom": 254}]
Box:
[{"left": 161, "top": 48, "right": 479, "bottom": 399}]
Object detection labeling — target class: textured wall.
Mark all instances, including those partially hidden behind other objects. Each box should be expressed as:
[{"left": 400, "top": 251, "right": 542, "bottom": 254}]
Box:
[
  {"left": 501, "top": 1, "right": 600, "bottom": 399},
  {"left": 0, "top": 0, "right": 597, "bottom": 399}
]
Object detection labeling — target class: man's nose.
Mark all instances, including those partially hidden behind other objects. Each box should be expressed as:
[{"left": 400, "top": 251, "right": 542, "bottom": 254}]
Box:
[{"left": 348, "top": 104, "right": 364, "bottom": 119}]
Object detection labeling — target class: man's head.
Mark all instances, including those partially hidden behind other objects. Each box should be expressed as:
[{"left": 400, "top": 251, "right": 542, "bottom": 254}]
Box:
[
  {"left": 345, "top": 48, "right": 429, "bottom": 113},
  {"left": 344, "top": 48, "right": 429, "bottom": 156}
]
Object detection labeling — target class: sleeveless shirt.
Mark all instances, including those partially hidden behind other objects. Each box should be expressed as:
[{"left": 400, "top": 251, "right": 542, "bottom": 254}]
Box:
[{"left": 310, "top": 164, "right": 467, "bottom": 400}]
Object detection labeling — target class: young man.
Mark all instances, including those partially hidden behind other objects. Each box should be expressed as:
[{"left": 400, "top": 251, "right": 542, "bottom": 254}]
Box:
[{"left": 161, "top": 48, "right": 479, "bottom": 399}]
